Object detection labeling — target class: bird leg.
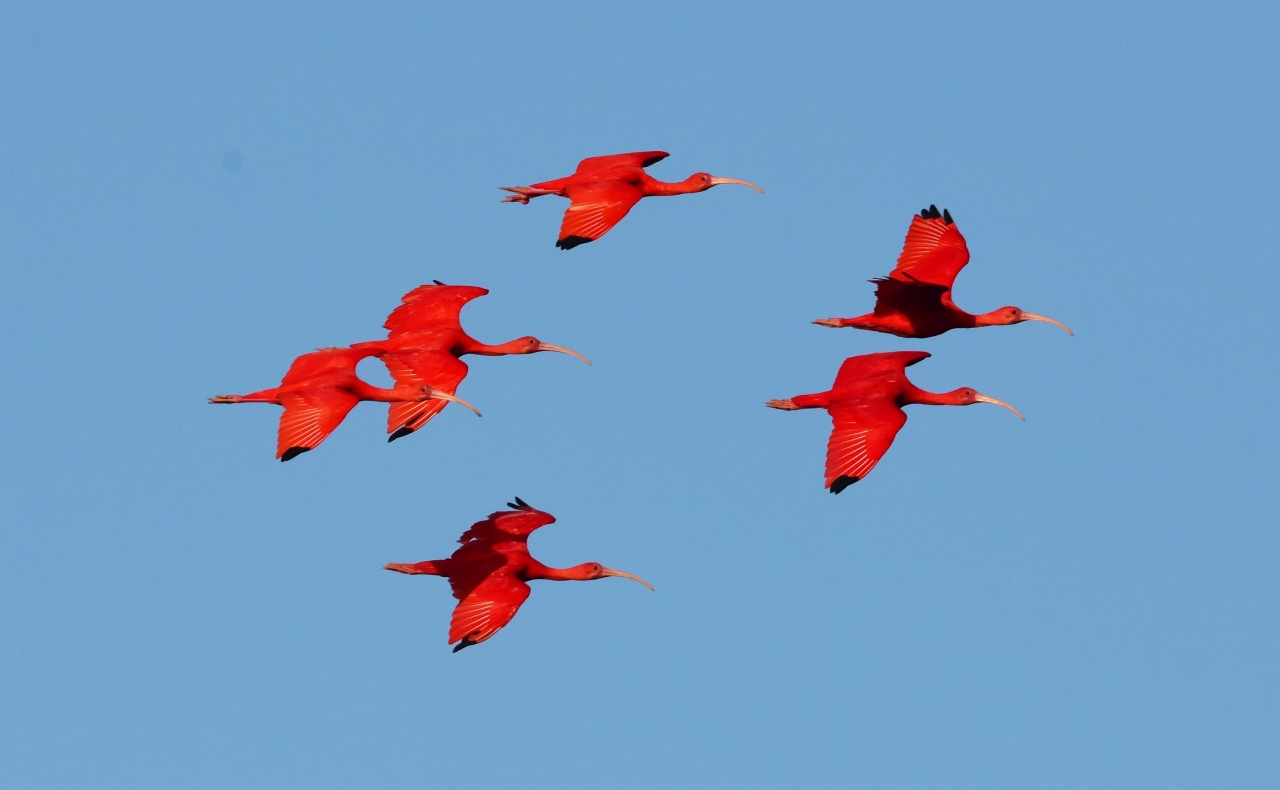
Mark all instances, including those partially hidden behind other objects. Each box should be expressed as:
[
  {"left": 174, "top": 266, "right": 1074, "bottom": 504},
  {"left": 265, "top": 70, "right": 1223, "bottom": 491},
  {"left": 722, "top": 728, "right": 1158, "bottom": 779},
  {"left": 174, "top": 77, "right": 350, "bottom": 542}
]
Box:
[
  {"left": 384, "top": 561, "right": 441, "bottom": 575},
  {"left": 812, "top": 318, "right": 847, "bottom": 328},
  {"left": 765, "top": 399, "right": 800, "bottom": 411},
  {"left": 500, "top": 186, "right": 556, "bottom": 204}
]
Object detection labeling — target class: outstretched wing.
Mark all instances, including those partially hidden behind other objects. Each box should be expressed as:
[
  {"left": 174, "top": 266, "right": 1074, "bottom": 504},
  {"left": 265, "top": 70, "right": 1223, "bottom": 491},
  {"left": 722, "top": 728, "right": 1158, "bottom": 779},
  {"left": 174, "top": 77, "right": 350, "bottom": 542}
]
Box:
[
  {"left": 448, "top": 571, "right": 532, "bottom": 651},
  {"left": 886, "top": 206, "right": 970, "bottom": 289},
  {"left": 574, "top": 151, "right": 668, "bottom": 174},
  {"left": 279, "top": 347, "right": 366, "bottom": 386},
  {"left": 383, "top": 284, "right": 488, "bottom": 338},
  {"left": 870, "top": 277, "right": 952, "bottom": 317},
  {"left": 832, "top": 351, "right": 930, "bottom": 390},
  {"left": 555, "top": 180, "right": 644, "bottom": 249},
  {"left": 275, "top": 389, "right": 360, "bottom": 461},
  {"left": 824, "top": 399, "right": 908, "bottom": 492},
  {"left": 380, "top": 350, "right": 470, "bottom": 441}
]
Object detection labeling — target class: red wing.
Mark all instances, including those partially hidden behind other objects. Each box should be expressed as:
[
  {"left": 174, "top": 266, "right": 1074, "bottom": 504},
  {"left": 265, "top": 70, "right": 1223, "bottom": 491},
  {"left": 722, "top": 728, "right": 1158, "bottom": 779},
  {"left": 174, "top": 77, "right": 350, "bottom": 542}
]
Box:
[
  {"left": 458, "top": 507, "right": 556, "bottom": 544},
  {"left": 279, "top": 347, "right": 365, "bottom": 386},
  {"left": 556, "top": 181, "right": 644, "bottom": 249},
  {"left": 275, "top": 389, "right": 360, "bottom": 460},
  {"left": 383, "top": 284, "right": 488, "bottom": 338},
  {"left": 824, "top": 400, "right": 908, "bottom": 491},
  {"left": 381, "top": 350, "right": 469, "bottom": 439},
  {"left": 888, "top": 213, "right": 970, "bottom": 289},
  {"left": 832, "top": 351, "right": 931, "bottom": 390},
  {"left": 871, "top": 277, "right": 953, "bottom": 315},
  {"left": 448, "top": 571, "right": 531, "bottom": 649},
  {"left": 573, "top": 151, "right": 668, "bottom": 174}
]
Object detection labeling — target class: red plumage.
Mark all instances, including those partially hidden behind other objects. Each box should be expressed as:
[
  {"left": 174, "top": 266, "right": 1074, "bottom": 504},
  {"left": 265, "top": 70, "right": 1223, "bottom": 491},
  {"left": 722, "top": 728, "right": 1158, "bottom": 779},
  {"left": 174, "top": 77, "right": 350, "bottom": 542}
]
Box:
[
  {"left": 501, "top": 150, "right": 762, "bottom": 249},
  {"left": 767, "top": 351, "right": 1024, "bottom": 493},
  {"left": 385, "top": 500, "right": 653, "bottom": 651}
]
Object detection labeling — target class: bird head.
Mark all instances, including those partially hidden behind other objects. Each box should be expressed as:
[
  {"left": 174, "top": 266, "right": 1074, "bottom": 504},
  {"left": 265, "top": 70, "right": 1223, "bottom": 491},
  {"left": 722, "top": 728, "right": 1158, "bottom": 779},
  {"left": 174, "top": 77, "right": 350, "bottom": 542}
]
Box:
[
  {"left": 985, "top": 306, "right": 1074, "bottom": 335},
  {"left": 569, "top": 562, "right": 655, "bottom": 590},
  {"left": 416, "top": 386, "right": 482, "bottom": 417},
  {"left": 684, "top": 172, "right": 764, "bottom": 194},
  {"left": 950, "top": 388, "right": 1025, "bottom": 420},
  {"left": 514, "top": 336, "right": 592, "bottom": 365}
]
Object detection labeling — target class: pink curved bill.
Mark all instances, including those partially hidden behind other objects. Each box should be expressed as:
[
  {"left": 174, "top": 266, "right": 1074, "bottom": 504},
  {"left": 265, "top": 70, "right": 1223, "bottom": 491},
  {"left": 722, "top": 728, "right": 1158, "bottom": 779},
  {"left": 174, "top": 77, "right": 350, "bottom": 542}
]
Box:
[
  {"left": 601, "top": 568, "right": 655, "bottom": 591},
  {"left": 708, "top": 176, "right": 764, "bottom": 194},
  {"left": 974, "top": 393, "right": 1025, "bottom": 421}
]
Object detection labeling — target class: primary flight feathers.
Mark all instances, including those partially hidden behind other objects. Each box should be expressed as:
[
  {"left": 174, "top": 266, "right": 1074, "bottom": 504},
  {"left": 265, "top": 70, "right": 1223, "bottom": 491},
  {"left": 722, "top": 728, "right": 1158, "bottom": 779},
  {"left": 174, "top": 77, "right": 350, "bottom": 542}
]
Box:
[
  {"left": 502, "top": 150, "right": 762, "bottom": 249},
  {"left": 209, "top": 283, "right": 588, "bottom": 459},
  {"left": 385, "top": 500, "right": 653, "bottom": 652}
]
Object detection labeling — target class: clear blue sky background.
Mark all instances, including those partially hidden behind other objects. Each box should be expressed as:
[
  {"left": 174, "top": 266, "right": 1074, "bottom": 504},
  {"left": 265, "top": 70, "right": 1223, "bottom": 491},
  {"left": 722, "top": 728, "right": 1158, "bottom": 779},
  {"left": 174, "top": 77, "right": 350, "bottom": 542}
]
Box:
[{"left": 2, "top": 2, "right": 1277, "bottom": 788}]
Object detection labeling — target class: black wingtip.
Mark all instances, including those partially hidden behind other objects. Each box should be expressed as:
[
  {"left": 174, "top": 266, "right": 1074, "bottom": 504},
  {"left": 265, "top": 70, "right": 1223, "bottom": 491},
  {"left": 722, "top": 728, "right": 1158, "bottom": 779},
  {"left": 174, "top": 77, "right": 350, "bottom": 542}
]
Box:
[
  {"left": 942, "top": 208, "right": 953, "bottom": 225},
  {"left": 829, "top": 475, "right": 860, "bottom": 494},
  {"left": 388, "top": 426, "right": 415, "bottom": 443},
  {"left": 452, "top": 637, "right": 477, "bottom": 653},
  {"left": 556, "top": 235, "right": 593, "bottom": 250},
  {"left": 921, "top": 204, "right": 944, "bottom": 220},
  {"left": 433, "top": 279, "right": 445, "bottom": 285},
  {"left": 280, "top": 447, "right": 311, "bottom": 462},
  {"left": 506, "top": 496, "right": 531, "bottom": 510}
]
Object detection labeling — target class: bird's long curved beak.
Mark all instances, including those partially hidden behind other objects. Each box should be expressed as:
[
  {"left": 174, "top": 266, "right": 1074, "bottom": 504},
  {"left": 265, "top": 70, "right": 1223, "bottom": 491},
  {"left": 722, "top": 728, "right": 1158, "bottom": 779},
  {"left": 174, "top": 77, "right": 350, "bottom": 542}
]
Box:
[
  {"left": 430, "top": 390, "right": 482, "bottom": 417},
  {"left": 1020, "top": 312, "right": 1074, "bottom": 336},
  {"left": 974, "top": 393, "right": 1025, "bottom": 421},
  {"left": 537, "top": 342, "right": 592, "bottom": 366},
  {"left": 708, "top": 176, "right": 764, "bottom": 194},
  {"left": 601, "top": 568, "right": 655, "bottom": 591}
]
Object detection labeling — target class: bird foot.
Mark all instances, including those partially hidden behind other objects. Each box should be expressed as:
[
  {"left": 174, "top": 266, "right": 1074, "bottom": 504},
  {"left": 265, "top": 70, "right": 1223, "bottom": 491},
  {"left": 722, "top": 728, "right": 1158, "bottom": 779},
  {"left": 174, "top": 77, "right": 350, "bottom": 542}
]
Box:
[
  {"left": 766, "top": 399, "right": 800, "bottom": 411},
  {"left": 384, "top": 563, "right": 418, "bottom": 574},
  {"left": 812, "top": 318, "right": 845, "bottom": 328},
  {"left": 208, "top": 395, "right": 240, "bottom": 403},
  {"left": 500, "top": 186, "right": 551, "bottom": 204}
]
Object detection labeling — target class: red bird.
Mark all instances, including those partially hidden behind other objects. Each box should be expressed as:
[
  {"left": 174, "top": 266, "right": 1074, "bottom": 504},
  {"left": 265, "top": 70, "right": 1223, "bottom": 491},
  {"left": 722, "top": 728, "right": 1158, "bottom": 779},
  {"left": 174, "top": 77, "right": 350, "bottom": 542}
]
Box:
[
  {"left": 209, "top": 346, "right": 480, "bottom": 461},
  {"left": 766, "top": 351, "right": 1024, "bottom": 493},
  {"left": 385, "top": 498, "right": 653, "bottom": 652},
  {"left": 814, "top": 206, "right": 1073, "bottom": 338},
  {"left": 352, "top": 282, "right": 590, "bottom": 443},
  {"left": 501, "top": 151, "right": 763, "bottom": 249}
]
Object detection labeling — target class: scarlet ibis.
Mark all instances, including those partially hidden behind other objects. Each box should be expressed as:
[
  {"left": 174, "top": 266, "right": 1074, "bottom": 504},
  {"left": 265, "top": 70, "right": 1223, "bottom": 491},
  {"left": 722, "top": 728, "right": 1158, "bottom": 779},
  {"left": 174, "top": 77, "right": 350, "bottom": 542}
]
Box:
[
  {"left": 814, "top": 206, "right": 1073, "bottom": 338},
  {"left": 351, "top": 282, "right": 589, "bottom": 443},
  {"left": 385, "top": 497, "right": 653, "bottom": 652},
  {"left": 501, "top": 151, "right": 762, "bottom": 249},
  {"left": 209, "top": 346, "right": 480, "bottom": 461},
  {"left": 766, "top": 351, "right": 1023, "bottom": 493}
]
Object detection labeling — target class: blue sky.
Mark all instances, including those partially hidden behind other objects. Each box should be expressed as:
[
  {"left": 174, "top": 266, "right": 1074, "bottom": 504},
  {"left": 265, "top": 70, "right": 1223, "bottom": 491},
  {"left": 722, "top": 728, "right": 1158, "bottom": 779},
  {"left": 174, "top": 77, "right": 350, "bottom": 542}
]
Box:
[{"left": 1, "top": 2, "right": 1277, "bottom": 788}]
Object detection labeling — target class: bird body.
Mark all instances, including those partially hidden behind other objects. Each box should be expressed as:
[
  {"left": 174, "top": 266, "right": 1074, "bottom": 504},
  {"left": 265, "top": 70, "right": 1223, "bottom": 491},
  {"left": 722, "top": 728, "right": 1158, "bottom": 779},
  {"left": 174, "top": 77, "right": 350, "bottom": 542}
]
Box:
[
  {"left": 767, "top": 351, "right": 1024, "bottom": 493},
  {"left": 351, "top": 283, "right": 590, "bottom": 442},
  {"left": 385, "top": 499, "right": 653, "bottom": 651},
  {"left": 815, "top": 206, "right": 1072, "bottom": 338},
  {"left": 209, "top": 347, "right": 478, "bottom": 461},
  {"left": 502, "top": 151, "right": 762, "bottom": 249}
]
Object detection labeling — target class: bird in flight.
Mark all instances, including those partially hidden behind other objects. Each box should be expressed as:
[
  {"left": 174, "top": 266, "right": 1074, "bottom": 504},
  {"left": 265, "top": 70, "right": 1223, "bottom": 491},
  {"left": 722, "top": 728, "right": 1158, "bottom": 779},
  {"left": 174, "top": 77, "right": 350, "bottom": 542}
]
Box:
[
  {"left": 814, "top": 205, "right": 1073, "bottom": 338},
  {"left": 351, "top": 282, "right": 590, "bottom": 443},
  {"left": 209, "top": 346, "right": 480, "bottom": 461},
  {"left": 766, "top": 351, "right": 1023, "bottom": 493},
  {"left": 501, "top": 151, "right": 762, "bottom": 249},
  {"left": 385, "top": 498, "right": 653, "bottom": 652}
]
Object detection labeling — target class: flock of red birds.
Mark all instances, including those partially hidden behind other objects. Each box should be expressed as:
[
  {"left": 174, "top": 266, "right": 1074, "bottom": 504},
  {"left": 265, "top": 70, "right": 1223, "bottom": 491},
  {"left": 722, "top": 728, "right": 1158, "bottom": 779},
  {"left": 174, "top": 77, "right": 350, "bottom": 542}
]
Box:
[{"left": 212, "top": 151, "right": 1070, "bottom": 651}]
